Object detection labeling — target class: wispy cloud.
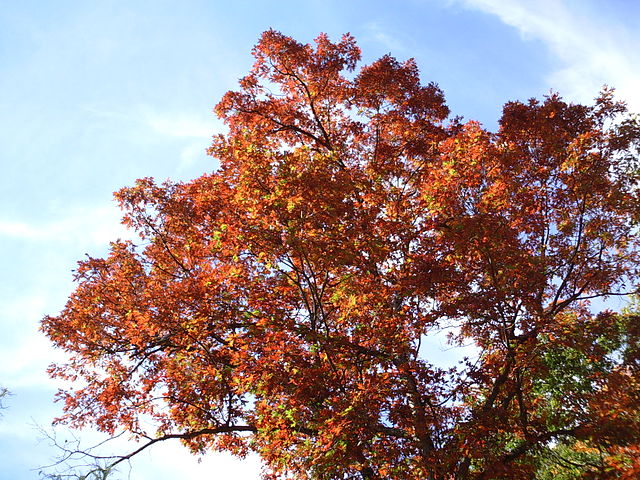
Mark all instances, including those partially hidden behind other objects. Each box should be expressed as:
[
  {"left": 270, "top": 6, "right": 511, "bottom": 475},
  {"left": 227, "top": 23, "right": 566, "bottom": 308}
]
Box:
[
  {"left": 82, "top": 104, "right": 223, "bottom": 140},
  {"left": 454, "top": 0, "right": 640, "bottom": 109},
  {"left": 0, "top": 204, "right": 132, "bottom": 245},
  {"left": 142, "top": 110, "right": 219, "bottom": 139},
  {"left": 139, "top": 110, "right": 220, "bottom": 172},
  {"left": 0, "top": 204, "right": 135, "bottom": 390},
  {"left": 363, "top": 22, "right": 406, "bottom": 53},
  {"left": 178, "top": 141, "right": 210, "bottom": 171},
  {"left": 78, "top": 105, "right": 220, "bottom": 175}
]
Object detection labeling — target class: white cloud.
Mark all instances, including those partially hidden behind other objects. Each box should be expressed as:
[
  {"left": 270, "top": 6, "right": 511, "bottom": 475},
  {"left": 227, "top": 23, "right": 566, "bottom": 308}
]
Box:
[
  {"left": 142, "top": 109, "right": 220, "bottom": 139},
  {"left": 363, "top": 22, "right": 406, "bottom": 53},
  {"left": 0, "top": 204, "right": 132, "bottom": 245},
  {"left": 454, "top": 0, "right": 640, "bottom": 110},
  {"left": 0, "top": 204, "right": 136, "bottom": 392},
  {"left": 78, "top": 105, "right": 221, "bottom": 177},
  {"left": 81, "top": 103, "right": 224, "bottom": 141},
  {"left": 178, "top": 141, "right": 210, "bottom": 172},
  {"left": 0, "top": 293, "right": 61, "bottom": 387},
  {"left": 0, "top": 221, "right": 37, "bottom": 239},
  {"left": 130, "top": 444, "right": 261, "bottom": 480}
]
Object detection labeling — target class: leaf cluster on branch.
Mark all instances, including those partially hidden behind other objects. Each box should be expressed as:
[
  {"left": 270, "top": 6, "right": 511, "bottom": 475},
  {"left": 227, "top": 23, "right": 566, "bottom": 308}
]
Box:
[{"left": 42, "top": 30, "right": 640, "bottom": 480}]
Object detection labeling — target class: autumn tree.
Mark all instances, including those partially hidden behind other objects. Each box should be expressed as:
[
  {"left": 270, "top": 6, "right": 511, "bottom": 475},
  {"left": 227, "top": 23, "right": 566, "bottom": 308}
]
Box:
[{"left": 42, "top": 31, "right": 640, "bottom": 479}]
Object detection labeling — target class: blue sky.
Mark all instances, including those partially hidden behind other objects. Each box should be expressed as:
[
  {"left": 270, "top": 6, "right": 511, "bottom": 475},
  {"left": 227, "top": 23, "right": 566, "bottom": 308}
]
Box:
[{"left": 0, "top": 0, "right": 638, "bottom": 478}]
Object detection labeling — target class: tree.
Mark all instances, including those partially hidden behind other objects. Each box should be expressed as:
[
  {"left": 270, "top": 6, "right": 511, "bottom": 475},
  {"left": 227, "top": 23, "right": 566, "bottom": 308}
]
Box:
[
  {"left": 0, "top": 386, "right": 8, "bottom": 413},
  {"left": 42, "top": 464, "right": 116, "bottom": 480},
  {"left": 42, "top": 31, "right": 640, "bottom": 479}
]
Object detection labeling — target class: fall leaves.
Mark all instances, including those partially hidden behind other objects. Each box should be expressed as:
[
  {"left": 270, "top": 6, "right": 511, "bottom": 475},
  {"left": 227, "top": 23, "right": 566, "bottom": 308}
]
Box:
[{"left": 42, "top": 31, "right": 640, "bottom": 479}]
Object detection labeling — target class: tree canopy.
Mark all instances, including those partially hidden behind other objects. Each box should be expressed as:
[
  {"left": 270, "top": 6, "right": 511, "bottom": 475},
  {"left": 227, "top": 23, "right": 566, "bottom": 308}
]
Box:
[{"left": 42, "top": 30, "right": 640, "bottom": 480}]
